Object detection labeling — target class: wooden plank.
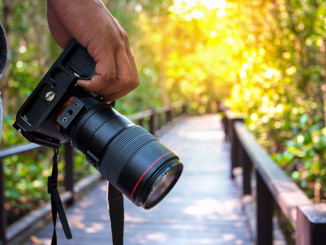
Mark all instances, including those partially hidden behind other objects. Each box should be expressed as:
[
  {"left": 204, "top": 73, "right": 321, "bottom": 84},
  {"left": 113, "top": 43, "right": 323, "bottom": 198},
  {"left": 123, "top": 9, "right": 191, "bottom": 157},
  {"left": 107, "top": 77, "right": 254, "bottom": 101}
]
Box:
[{"left": 234, "top": 122, "right": 311, "bottom": 229}]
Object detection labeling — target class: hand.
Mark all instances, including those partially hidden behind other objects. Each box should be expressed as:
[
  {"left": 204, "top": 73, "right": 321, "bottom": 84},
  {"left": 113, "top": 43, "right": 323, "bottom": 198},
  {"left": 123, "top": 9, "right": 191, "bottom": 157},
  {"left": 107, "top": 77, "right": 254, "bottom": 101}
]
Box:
[{"left": 47, "top": 0, "right": 139, "bottom": 102}]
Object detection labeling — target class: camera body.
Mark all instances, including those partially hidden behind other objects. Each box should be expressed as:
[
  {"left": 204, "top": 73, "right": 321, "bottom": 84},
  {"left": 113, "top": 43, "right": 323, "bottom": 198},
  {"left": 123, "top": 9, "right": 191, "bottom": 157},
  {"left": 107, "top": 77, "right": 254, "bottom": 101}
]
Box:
[
  {"left": 13, "top": 40, "right": 96, "bottom": 148},
  {"left": 13, "top": 40, "right": 183, "bottom": 209}
]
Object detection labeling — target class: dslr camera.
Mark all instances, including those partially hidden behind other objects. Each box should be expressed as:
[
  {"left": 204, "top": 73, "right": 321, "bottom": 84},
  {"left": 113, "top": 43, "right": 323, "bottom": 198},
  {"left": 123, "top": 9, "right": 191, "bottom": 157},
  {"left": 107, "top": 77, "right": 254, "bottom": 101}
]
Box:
[{"left": 13, "top": 40, "right": 183, "bottom": 209}]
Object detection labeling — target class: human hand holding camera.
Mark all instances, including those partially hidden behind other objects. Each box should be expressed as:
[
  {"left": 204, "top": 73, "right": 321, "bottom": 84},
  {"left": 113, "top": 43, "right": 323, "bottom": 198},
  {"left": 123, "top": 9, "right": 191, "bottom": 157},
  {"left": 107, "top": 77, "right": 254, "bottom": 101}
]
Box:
[{"left": 47, "top": 0, "right": 139, "bottom": 102}]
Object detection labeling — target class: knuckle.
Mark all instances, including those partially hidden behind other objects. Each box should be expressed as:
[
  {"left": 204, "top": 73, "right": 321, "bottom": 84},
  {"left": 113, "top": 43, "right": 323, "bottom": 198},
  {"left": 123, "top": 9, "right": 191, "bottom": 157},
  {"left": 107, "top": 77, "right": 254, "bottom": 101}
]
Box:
[
  {"left": 119, "top": 30, "right": 129, "bottom": 44},
  {"left": 123, "top": 32, "right": 129, "bottom": 41},
  {"left": 103, "top": 72, "right": 116, "bottom": 81},
  {"left": 125, "top": 78, "right": 139, "bottom": 91},
  {"left": 121, "top": 29, "right": 127, "bottom": 38},
  {"left": 119, "top": 75, "right": 139, "bottom": 90},
  {"left": 132, "top": 78, "right": 139, "bottom": 89},
  {"left": 121, "top": 77, "right": 133, "bottom": 87}
]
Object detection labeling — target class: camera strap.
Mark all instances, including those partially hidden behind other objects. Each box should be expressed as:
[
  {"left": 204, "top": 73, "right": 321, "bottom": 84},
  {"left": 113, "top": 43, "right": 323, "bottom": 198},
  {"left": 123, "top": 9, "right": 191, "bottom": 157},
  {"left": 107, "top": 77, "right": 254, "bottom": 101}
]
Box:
[
  {"left": 107, "top": 182, "right": 124, "bottom": 245},
  {"left": 48, "top": 149, "right": 72, "bottom": 244}
]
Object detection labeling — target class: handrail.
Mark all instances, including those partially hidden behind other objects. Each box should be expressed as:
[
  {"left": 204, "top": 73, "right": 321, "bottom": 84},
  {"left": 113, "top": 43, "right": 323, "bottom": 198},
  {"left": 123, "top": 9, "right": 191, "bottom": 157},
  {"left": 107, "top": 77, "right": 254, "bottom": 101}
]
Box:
[
  {"left": 235, "top": 122, "right": 311, "bottom": 228},
  {"left": 0, "top": 143, "right": 44, "bottom": 158},
  {"left": 0, "top": 103, "right": 187, "bottom": 245},
  {"left": 128, "top": 109, "right": 152, "bottom": 121},
  {"left": 219, "top": 102, "right": 326, "bottom": 245}
]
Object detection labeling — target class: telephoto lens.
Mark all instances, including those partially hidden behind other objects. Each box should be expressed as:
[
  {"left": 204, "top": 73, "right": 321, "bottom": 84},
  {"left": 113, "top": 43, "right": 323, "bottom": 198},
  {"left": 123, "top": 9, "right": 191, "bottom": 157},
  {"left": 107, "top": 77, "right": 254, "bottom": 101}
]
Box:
[{"left": 57, "top": 95, "right": 183, "bottom": 209}]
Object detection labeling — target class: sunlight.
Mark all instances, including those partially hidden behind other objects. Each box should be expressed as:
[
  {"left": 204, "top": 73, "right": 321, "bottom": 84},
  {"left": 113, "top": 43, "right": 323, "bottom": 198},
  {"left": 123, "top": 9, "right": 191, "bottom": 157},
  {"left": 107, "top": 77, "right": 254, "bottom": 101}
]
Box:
[
  {"left": 171, "top": 0, "right": 227, "bottom": 16},
  {"left": 200, "top": 0, "right": 227, "bottom": 10},
  {"left": 216, "top": 8, "right": 226, "bottom": 18},
  {"left": 183, "top": 198, "right": 242, "bottom": 221},
  {"left": 190, "top": 10, "right": 205, "bottom": 19}
]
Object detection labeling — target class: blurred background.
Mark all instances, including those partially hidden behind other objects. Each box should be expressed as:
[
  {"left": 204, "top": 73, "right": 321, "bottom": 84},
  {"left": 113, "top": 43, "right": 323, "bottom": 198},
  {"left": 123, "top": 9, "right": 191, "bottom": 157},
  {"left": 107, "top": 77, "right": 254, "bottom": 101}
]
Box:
[{"left": 2, "top": 0, "right": 326, "bottom": 234}]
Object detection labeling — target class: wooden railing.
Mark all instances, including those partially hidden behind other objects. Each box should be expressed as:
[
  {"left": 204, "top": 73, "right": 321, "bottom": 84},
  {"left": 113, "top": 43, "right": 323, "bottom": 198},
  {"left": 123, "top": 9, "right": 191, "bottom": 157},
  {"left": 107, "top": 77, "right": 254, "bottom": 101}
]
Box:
[
  {"left": 0, "top": 103, "right": 187, "bottom": 245},
  {"left": 219, "top": 102, "right": 326, "bottom": 245}
]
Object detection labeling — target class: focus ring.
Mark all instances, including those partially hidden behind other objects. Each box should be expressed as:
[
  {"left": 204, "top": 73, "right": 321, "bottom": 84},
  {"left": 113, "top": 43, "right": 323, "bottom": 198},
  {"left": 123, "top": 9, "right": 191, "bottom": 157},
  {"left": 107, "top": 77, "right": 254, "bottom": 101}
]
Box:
[
  {"left": 70, "top": 103, "right": 109, "bottom": 147},
  {"left": 99, "top": 126, "right": 157, "bottom": 185}
]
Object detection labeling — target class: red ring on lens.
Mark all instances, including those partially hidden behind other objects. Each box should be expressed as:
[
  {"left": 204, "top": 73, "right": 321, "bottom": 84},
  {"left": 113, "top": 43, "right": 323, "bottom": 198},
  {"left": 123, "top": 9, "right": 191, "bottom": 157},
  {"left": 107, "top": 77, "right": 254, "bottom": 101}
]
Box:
[{"left": 130, "top": 152, "right": 173, "bottom": 200}]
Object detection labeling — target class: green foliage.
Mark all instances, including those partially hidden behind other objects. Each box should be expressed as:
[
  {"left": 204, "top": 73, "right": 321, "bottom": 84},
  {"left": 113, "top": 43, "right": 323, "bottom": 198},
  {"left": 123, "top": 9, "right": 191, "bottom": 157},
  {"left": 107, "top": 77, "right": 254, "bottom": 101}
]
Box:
[
  {"left": 226, "top": 0, "right": 326, "bottom": 202},
  {"left": 4, "top": 147, "right": 95, "bottom": 224},
  {"left": 271, "top": 118, "right": 326, "bottom": 196}
]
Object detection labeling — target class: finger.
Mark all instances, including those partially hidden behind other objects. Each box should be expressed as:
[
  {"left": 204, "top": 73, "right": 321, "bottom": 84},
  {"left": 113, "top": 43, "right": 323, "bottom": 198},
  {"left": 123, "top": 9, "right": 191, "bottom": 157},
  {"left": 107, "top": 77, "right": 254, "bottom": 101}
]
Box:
[
  {"left": 82, "top": 48, "right": 134, "bottom": 96},
  {"left": 96, "top": 50, "right": 136, "bottom": 102},
  {"left": 114, "top": 46, "right": 134, "bottom": 90},
  {"left": 123, "top": 36, "right": 139, "bottom": 88},
  {"left": 77, "top": 53, "right": 116, "bottom": 92},
  {"left": 77, "top": 73, "right": 113, "bottom": 92},
  {"left": 111, "top": 17, "right": 139, "bottom": 88},
  {"left": 112, "top": 17, "right": 139, "bottom": 89}
]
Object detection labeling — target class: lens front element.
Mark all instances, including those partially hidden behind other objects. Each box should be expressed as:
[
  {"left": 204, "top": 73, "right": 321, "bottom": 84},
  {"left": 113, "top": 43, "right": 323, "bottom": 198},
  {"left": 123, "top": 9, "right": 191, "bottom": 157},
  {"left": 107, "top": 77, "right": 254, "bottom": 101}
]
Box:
[{"left": 143, "top": 160, "right": 183, "bottom": 209}]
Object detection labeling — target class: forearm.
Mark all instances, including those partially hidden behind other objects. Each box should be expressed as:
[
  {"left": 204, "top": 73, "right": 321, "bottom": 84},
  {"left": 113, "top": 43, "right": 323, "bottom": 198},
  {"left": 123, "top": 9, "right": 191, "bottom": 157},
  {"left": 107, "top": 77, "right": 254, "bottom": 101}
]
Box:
[{"left": 47, "top": 0, "right": 119, "bottom": 48}]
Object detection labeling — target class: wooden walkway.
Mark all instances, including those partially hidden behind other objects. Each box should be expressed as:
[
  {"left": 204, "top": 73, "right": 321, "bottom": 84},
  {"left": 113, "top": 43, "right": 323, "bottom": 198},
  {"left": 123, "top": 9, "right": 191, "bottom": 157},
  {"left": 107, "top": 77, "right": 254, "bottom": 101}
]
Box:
[{"left": 22, "top": 115, "right": 253, "bottom": 245}]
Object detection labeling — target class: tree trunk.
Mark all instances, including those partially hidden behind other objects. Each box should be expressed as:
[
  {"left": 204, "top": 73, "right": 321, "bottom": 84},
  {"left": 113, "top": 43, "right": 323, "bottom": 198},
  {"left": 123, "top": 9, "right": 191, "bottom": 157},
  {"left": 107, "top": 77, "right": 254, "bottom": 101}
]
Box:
[{"left": 159, "top": 51, "right": 170, "bottom": 105}]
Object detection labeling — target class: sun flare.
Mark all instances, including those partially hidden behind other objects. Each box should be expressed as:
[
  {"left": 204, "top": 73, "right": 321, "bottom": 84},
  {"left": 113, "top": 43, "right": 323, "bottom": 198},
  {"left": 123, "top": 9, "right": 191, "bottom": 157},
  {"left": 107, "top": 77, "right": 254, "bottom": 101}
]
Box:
[{"left": 170, "top": 0, "right": 227, "bottom": 18}]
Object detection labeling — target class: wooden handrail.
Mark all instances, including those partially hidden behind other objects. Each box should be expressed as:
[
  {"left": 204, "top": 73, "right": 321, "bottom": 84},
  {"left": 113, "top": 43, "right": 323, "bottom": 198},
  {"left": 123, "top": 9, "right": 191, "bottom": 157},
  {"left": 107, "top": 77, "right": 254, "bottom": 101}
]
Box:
[
  {"left": 0, "top": 102, "right": 187, "bottom": 245},
  {"left": 0, "top": 143, "right": 44, "bottom": 159},
  {"left": 127, "top": 109, "right": 152, "bottom": 121},
  {"left": 219, "top": 102, "right": 326, "bottom": 245},
  {"left": 235, "top": 122, "right": 311, "bottom": 229}
]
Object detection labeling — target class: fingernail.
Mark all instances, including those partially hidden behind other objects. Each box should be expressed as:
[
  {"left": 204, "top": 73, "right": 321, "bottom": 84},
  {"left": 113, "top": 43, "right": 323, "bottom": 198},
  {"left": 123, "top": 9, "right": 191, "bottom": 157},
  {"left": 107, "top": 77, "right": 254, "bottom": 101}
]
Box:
[{"left": 90, "top": 91, "right": 98, "bottom": 97}]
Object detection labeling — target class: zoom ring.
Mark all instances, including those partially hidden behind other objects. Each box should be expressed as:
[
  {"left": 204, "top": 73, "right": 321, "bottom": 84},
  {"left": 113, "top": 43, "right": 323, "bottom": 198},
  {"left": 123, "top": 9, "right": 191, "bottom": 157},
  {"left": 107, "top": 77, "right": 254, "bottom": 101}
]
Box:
[{"left": 99, "top": 126, "right": 157, "bottom": 185}]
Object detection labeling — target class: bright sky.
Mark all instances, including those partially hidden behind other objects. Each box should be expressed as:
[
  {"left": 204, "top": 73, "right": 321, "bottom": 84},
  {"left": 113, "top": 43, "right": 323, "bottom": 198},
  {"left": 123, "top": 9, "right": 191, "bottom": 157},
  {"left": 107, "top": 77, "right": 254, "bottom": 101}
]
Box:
[
  {"left": 198, "top": 0, "right": 227, "bottom": 10},
  {"left": 170, "top": 0, "right": 227, "bottom": 19},
  {"left": 173, "top": 0, "right": 227, "bottom": 10}
]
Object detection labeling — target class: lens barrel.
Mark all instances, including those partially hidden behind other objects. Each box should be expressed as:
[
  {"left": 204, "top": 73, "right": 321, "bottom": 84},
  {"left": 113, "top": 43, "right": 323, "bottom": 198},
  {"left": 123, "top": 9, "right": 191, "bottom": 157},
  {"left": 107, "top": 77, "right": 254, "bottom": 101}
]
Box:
[{"left": 60, "top": 96, "right": 183, "bottom": 209}]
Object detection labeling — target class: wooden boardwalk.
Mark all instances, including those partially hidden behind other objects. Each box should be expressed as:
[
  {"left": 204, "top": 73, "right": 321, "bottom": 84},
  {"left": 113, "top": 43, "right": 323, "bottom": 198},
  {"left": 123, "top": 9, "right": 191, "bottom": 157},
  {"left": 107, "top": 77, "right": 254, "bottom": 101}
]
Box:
[{"left": 22, "top": 115, "right": 253, "bottom": 245}]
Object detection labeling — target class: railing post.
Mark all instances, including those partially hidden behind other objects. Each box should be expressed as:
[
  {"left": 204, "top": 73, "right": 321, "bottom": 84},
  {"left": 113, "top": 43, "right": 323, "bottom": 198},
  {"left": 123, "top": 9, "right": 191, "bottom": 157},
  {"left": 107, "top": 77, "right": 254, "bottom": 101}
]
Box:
[
  {"left": 138, "top": 118, "right": 144, "bottom": 127},
  {"left": 166, "top": 106, "right": 172, "bottom": 123},
  {"left": 242, "top": 147, "right": 252, "bottom": 195},
  {"left": 222, "top": 115, "right": 227, "bottom": 141},
  {"left": 296, "top": 204, "right": 326, "bottom": 245},
  {"left": 182, "top": 103, "right": 187, "bottom": 115},
  {"left": 64, "top": 143, "right": 74, "bottom": 205},
  {"left": 157, "top": 112, "right": 162, "bottom": 130},
  {"left": 206, "top": 101, "right": 211, "bottom": 114},
  {"left": 226, "top": 116, "right": 232, "bottom": 142},
  {"left": 230, "top": 118, "right": 244, "bottom": 179},
  {"left": 217, "top": 101, "right": 222, "bottom": 113},
  {"left": 256, "top": 169, "right": 273, "bottom": 245},
  {"left": 149, "top": 108, "right": 156, "bottom": 136},
  {"left": 0, "top": 159, "right": 7, "bottom": 245}
]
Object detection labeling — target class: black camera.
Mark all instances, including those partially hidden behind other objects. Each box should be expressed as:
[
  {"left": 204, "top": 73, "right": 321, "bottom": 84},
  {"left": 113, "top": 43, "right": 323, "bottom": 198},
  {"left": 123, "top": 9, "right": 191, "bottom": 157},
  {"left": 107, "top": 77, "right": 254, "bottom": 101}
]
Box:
[{"left": 13, "top": 40, "right": 183, "bottom": 209}]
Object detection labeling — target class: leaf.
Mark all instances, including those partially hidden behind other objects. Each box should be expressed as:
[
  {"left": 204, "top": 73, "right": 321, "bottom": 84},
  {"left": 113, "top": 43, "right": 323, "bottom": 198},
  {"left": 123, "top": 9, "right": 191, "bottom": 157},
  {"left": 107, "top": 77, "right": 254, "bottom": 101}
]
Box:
[{"left": 300, "top": 114, "right": 309, "bottom": 127}]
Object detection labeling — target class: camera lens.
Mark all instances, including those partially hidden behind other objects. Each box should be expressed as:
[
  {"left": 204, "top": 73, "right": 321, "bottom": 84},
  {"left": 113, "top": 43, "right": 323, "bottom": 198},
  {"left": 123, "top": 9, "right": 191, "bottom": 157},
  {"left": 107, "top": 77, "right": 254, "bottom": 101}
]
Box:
[{"left": 59, "top": 95, "right": 183, "bottom": 209}]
